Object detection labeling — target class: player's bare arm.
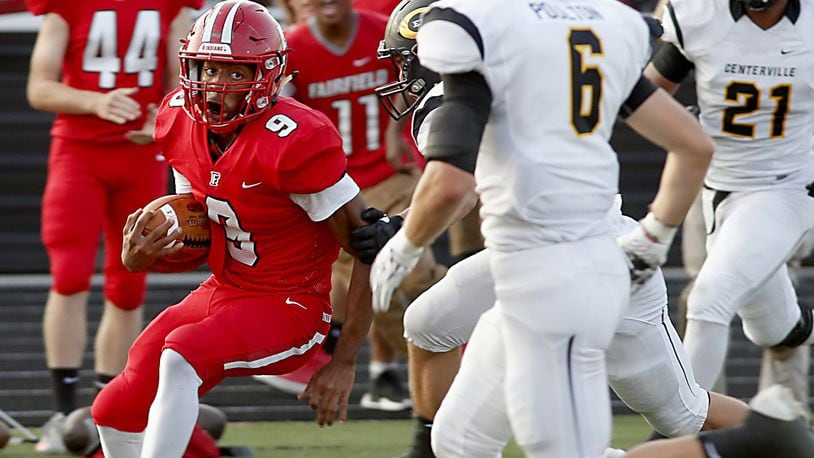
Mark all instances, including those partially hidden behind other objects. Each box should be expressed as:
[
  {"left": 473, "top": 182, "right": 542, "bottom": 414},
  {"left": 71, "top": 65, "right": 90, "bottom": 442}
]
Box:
[
  {"left": 398, "top": 69, "right": 488, "bottom": 247},
  {"left": 300, "top": 193, "right": 373, "bottom": 427},
  {"left": 370, "top": 71, "right": 488, "bottom": 311},
  {"left": 349, "top": 187, "right": 475, "bottom": 266},
  {"left": 644, "top": 64, "right": 682, "bottom": 96},
  {"left": 120, "top": 205, "right": 186, "bottom": 273},
  {"left": 625, "top": 87, "right": 713, "bottom": 226},
  {"left": 403, "top": 162, "right": 476, "bottom": 247},
  {"left": 27, "top": 13, "right": 141, "bottom": 124},
  {"left": 617, "top": 82, "right": 713, "bottom": 283}
]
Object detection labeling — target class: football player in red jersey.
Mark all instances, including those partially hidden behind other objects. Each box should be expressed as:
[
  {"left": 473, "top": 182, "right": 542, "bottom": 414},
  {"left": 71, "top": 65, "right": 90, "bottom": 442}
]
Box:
[
  {"left": 25, "top": 0, "right": 199, "bottom": 452},
  {"left": 90, "top": 2, "right": 374, "bottom": 457},
  {"left": 353, "top": 0, "right": 402, "bottom": 16},
  {"left": 273, "top": 0, "right": 446, "bottom": 412}
]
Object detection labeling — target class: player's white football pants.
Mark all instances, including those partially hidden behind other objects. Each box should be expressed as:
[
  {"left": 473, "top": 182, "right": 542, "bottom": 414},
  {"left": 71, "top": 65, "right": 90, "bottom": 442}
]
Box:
[
  {"left": 432, "top": 235, "right": 629, "bottom": 458},
  {"left": 416, "top": 254, "right": 708, "bottom": 456},
  {"left": 685, "top": 186, "right": 814, "bottom": 388}
]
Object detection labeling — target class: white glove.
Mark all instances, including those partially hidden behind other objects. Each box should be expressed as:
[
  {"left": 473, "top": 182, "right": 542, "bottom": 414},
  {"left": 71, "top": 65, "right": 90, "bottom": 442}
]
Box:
[
  {"left": 617, "top": 212, "right": 676, "bottom": 285},
  {"left": 370, "top": 230, "right": 423, "bottom": 313}
]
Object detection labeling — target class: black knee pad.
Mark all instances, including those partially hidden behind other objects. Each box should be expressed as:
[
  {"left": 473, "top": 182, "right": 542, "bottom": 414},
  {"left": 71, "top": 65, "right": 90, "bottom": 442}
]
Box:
[{"left": 773, "top": 302, "right": 813, "bottom": 349}]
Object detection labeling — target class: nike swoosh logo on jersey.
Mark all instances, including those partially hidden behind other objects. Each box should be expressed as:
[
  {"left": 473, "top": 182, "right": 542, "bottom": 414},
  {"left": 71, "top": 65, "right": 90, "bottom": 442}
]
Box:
[
  {"left": 241, "top": 181, "right": 262, "bottom": 189},
  {"left": 780, "top": 49, "right": 794, "bottom": 55},
  {"left": 62, "top": 376, "right": 80, "bottom": 384},
  {"left": 286, "top": 297, "right": 307, "bottom": 309},
  {"left": 352, "top": 57, "right": 371, "bottom": 67}
]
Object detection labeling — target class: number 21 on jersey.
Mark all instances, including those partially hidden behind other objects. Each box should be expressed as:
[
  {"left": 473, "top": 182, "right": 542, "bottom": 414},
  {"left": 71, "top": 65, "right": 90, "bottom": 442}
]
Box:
[
  {"left": 83, "top": 10, "right": 160, "bottom": 89},
  {"left": 721, "top": 82, "right": 791, "bottom": 138}
]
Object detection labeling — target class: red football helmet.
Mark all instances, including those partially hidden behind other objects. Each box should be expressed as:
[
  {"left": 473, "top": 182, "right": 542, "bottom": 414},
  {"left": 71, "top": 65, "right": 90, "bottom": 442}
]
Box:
[{"left": 179, "top": 0, "right": 289, "bottom": 132}]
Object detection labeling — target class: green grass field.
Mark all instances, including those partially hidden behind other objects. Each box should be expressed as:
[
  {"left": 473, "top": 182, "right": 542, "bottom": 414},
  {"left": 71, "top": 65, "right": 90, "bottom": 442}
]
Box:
[{"left": 1, "top": 415, "right": 651, "bottom": 457}]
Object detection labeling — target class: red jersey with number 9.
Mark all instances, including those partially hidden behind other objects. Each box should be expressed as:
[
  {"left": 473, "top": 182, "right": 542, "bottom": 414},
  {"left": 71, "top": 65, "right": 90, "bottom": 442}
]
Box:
[
  {"left": 26, "top": 0, "right": 202, "bottom": 143},
  {"left": 285, "top": 11, "right": 396, "bottom": 189},
  {"left": 154, "top": 89, "right": 353, "bottom": 296}
]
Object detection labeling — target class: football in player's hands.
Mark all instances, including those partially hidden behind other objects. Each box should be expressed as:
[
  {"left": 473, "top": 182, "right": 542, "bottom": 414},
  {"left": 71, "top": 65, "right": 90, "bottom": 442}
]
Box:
[
  {"left": 350, "top": 207, "right": 405, "bottom": 264},
  {"left": 142, "top": 195, "right": 211, "bottom": 268}
]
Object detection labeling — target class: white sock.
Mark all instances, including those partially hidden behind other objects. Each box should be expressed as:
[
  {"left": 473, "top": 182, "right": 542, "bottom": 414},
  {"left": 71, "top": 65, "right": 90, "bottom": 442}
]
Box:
[
  {"left": 140, "top": 349, "right": 202, "bottom": 458},
  {"left": 369, "top": 361, "right": 399, "bottom": 379},
  {"left": 684, "top": 319, "right": 731, "bottom": 390},
  {"left": 369, "top": 361, "right": 387, "bottom": 379},
  {"left": 98, "top": 426, "right": 144, "bottom": 458}
]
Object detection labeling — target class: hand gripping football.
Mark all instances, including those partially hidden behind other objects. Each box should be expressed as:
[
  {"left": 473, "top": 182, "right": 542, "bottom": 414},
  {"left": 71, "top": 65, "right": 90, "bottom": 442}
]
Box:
[{"left": 142, "top": 194, "right": 211, "bottom": 264}]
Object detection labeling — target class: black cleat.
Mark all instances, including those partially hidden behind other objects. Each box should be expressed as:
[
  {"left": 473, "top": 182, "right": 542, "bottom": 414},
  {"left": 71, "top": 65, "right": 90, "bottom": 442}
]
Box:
[
  {"left": 397, "top": 417, "right": 434, "bottom": 458},
  {"left": 219, "top": 445, "right": 254, "bottom": 457},
  {"left": 360, "top": 369, "right": 412, "bottom": 412}
]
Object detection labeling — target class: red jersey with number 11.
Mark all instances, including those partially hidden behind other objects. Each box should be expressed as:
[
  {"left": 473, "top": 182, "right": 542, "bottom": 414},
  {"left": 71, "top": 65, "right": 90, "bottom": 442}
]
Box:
[
  {"left": 285, "top": 11, "right": 395, "bottom": 188},
  {"left": 27, "top": 0, "right": 201, "bottom": 143}
]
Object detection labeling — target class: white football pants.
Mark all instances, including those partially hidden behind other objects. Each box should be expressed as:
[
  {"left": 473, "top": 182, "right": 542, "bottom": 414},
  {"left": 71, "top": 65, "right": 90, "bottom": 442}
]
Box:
[
  {"left": 413, "top": 237, "right": 708, "bottom": 457},
  {"left": 432, "top": 234, "right": 629, "bottom": 458},
  {"left": 685, "top": 186, "right": 814, "bottom": 389}
]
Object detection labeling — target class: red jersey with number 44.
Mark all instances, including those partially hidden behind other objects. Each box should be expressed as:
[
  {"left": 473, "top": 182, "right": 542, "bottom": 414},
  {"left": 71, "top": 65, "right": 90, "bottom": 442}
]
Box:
[
  {"left": 154, "top": 89, "right": 358, "bottom": 296},
  {"left": 26, "top": 0, "right": 201, "bottom": 143},
  {"left": 285, "top": 11, "right": 395, "bottom": 189}
]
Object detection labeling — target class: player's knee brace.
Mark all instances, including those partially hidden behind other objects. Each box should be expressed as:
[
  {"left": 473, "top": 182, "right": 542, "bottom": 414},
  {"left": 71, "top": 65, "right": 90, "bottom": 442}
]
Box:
[{"left": 773, "top": 302, "right": 813, "bottom": 348}]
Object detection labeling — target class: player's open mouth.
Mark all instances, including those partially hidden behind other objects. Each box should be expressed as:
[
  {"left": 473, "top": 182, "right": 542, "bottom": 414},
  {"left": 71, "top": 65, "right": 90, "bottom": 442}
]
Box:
[{"left": 206, "top": 101, "right": 223, "bottom": 117}]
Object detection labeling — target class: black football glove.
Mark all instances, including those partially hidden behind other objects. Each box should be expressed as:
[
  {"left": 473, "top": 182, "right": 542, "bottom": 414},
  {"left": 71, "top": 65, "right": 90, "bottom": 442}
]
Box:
[
  {"left": 350, "top": 207, "right": 405, "bottom": 264},
  {"left": 641, "top": 13, "right": 663, "bottom": 43}
]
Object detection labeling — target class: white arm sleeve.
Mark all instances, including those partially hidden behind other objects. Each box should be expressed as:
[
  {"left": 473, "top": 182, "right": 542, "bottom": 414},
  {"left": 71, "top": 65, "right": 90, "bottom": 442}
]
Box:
[
  {"left": 290, "top": 174, "right": 360, "bottom": 222},
  {"left": 172, "top": 168, "right": 192, "bottom": 194}
]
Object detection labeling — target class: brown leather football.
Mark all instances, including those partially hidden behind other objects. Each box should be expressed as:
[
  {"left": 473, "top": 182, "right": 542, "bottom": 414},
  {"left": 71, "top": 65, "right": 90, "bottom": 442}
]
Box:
[
  {"left": 0, "top": 419, "right": 8, "bottom": 449},
  {"left": 197, "top": 404, "right": 227, "bottom": 441},
  {"left": 142, "top": 194, "right": 210, "bottom": 265},
  {"left": 61, "top": 406, "right": 97, "bottom": 455}
]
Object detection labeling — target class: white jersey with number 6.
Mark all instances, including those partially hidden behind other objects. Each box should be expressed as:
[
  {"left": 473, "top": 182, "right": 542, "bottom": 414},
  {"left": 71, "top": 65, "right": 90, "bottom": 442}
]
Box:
[{"left": 417, "top": 0, "right": 652, "bottom": 251}]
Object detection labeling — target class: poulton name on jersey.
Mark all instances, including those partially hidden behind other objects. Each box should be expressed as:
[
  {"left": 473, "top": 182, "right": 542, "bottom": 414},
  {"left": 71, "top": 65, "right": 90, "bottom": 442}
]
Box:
[
  {"left": 724, "top": 63, "right": 796, "bottom": 78},
  {"left": 528, "top": 2, "right": 603, "bottom": 21},
  {"left": 308, "top": 69, "right": 389, "bottom": 99}
]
